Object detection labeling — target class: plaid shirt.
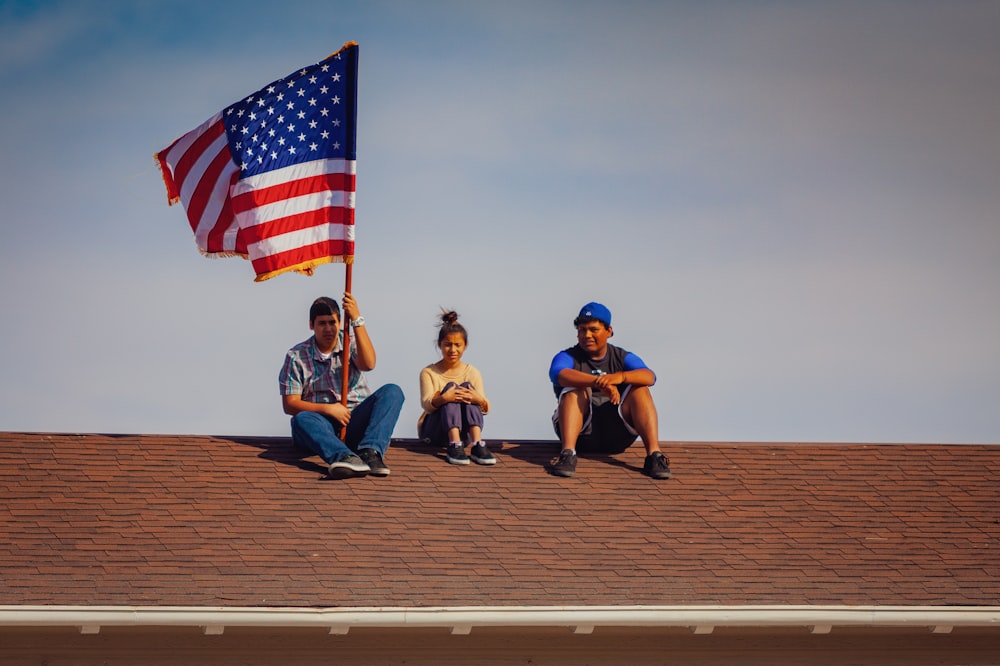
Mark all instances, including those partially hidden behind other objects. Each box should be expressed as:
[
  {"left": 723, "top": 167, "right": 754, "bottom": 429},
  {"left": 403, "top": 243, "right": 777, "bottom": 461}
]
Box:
[{"left": 278, "top": 334, "right": 370, "bottom": 409}]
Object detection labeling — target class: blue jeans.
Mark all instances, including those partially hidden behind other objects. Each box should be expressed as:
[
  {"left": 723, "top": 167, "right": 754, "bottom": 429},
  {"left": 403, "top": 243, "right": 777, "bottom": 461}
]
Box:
[
  {"left": 290, "top": 384, "right": 404, "bottom": 463},
  {"left": 418, "top": 382, "right": 484, "bottom": 446}
]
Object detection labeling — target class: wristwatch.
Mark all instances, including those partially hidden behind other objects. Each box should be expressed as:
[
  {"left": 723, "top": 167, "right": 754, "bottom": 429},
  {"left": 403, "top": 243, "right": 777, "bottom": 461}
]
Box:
[{"left": 350, "top": 316, "right": 366, "bottom": 328}]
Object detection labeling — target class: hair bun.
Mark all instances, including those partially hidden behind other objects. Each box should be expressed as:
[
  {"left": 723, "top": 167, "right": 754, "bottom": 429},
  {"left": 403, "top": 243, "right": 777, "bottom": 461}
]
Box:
[{"left": 440, "top": 310, "right": 459, "bottom": 325}]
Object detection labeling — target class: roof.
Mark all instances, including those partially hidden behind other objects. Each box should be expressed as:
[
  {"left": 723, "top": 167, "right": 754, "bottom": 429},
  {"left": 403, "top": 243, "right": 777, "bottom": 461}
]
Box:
[{"left": 1, "top": 432, "right": 998, "bottom": 611}]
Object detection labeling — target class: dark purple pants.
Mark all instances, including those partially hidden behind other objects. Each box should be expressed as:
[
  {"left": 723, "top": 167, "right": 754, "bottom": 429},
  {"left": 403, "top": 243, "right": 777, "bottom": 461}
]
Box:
[{"left": 419, "top": 382, "right": 484, "bottom": 445}]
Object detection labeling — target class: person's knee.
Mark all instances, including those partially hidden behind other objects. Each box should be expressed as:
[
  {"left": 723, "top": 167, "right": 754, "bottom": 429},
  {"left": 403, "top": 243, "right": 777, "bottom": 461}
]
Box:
[
  {"left": 377, "top": 383, "right": 405, "bottom": 406},
  {"left": 623, "top": 386, "right": 656, "bottom": 414},
  {"left": 559, "top": 388, "right": 589, "bottom": 411},
  {"left": 291, "top": 411, "right": 323, "bottom": 428}
]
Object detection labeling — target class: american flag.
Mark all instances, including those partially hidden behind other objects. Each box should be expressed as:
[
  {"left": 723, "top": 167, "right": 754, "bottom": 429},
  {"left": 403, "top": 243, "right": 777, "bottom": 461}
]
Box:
[{"left": 156, "top": 42, "right": 358, "bottom": 282}]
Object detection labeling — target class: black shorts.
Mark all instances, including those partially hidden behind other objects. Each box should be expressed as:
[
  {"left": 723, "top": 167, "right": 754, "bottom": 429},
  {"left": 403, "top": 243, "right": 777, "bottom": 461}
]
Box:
[{"left": 552, "top": 397, "right": 637, "bottom": 454}]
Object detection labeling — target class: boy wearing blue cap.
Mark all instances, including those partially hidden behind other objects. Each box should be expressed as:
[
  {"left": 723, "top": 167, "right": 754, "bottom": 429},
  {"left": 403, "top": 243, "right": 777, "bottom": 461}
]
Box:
[{"left": 547, "top": 302, "right": 671, "bottom": 479}]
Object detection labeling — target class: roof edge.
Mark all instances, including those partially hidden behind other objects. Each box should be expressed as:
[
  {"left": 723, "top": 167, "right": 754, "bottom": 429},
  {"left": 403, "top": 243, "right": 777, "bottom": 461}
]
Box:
[{"left": 1, "top": 605, "right": 998, "bottom": 634}]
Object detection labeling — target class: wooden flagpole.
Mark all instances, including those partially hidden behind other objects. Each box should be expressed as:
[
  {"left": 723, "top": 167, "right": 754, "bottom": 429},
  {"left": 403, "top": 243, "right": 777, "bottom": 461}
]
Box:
[{"left": 339, "top": 262, "right": 353, "bottom": 440}]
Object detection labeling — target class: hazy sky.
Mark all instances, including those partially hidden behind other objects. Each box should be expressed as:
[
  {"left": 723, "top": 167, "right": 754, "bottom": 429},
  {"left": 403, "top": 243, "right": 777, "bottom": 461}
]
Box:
[{"left": 2, "top": 0, "right": 998, "bottom": 444}]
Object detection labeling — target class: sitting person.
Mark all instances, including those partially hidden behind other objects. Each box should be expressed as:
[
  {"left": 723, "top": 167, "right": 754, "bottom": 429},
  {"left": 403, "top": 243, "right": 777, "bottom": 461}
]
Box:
[
  {"left": 547, "top": 302, "right": 671, "bottom": 479},
  {"left": 418, "top": 310, "right": 495, "bottom": 465},
  {"left": 279, "top": 293, "right": 404, "bottom": 479}
]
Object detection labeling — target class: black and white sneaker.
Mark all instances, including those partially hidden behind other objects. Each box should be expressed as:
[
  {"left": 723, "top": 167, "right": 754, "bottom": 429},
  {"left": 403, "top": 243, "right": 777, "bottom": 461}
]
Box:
[
  {"left": 358, "top": 448, "right": 390, "bottom": 477},
  {"left": 446, "top": 443, "right": 470, "bottom": 465},
  {"left": 548, "top": 449, "right": 577, "bottom": 477},
  {"left": 470, "top": 442, "right": 497, "bottom": 465},
  {"left": 328, "top": 454, "right": 370, "bottom": 479},
  {"left": 643, "top": 451, "right": 672, "bottom": 479}
]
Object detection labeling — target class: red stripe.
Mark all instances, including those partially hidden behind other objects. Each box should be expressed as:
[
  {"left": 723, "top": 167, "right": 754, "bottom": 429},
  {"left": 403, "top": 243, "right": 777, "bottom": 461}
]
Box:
[
  {"left": 187, "top": 148, "right": 236, "bottom": 239},
  {"left": 240, "top": 206, "right": 353, "bottom": 245},
  {"left": 230, "top": 172, "right": 355, "bottom": 215},
  {"left": 205, "top": 173, "right": 241, "bottom": 254},
  {"left": 170, "top": 121, "right": 226, "bottom": 197},
  {"left": 251, "top": 240, "right": 354, "bottom": 277}
]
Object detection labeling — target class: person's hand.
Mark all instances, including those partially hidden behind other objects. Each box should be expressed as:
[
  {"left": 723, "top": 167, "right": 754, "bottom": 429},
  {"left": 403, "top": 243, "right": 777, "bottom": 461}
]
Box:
[
  {"left": 454, "top": 385, "right": 483, "bottom": 406},
  {"left": 318, "top": 402, "right": 351, "bottom": 426},
  {"left": 342, "top": 292, "right": 361, "bottom": 322},
  {"left": 592, "top": 374, "right": 622, "bottom": 405},
  {"left": 593, "top": 373, "right": 622, "bottom": 391},
  {"left": 439, "top": 384, "right": 458, "bottom": 404}
]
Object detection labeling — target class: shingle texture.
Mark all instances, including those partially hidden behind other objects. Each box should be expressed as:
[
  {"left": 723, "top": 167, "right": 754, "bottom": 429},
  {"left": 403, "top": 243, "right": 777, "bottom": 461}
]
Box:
[{"left": 1, "top": 433, "right": 998, "bottom": 608}]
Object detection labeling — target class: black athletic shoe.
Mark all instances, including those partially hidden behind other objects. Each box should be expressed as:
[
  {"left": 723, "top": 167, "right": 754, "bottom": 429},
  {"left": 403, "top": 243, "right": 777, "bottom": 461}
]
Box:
[
  {"left": 470, "top": 443, "right": 497, "bottom": 465},
  {"left": 358, "top": 448, "right": 390, "bottom": 477},
  {"left": 643, "top": 451, "right": 672, "bottom": 479},
  {"left": 328, "top": 454, "right": 370, "bottom": 479},
  {"left": 446, "top": 443, "right": 470, "bottom": 465},
  {"left": 548, "top": 449, "right": 577, "bottom": 477}
]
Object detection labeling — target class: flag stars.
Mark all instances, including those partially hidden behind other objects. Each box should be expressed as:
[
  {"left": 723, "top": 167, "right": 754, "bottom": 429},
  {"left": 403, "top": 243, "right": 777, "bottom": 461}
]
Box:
[{"left": 221, "top": 51, "right": 353, "bottom": 178}]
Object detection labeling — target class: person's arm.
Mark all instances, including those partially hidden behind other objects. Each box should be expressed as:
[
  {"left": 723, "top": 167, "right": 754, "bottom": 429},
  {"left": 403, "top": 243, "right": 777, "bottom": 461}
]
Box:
[
  {"left": 419, "top": 367, "right": 442, "bottom": 413},
  {"left": 282, "top": 393, "right": 351, "bottom": 425},
  {"left": 593, "top": 352, "right": 656, "bottom": 391},
  {"left": 342, "top": 292, "right": 375, "bottom": 371},
  {"left": 549, "top": 350, "right": 585, "bottom": 387}
]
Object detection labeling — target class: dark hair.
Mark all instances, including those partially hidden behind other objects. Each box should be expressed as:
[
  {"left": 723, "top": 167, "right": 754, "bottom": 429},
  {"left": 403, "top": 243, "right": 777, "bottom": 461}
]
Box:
[
  {"left": 309, "top": 296, "right": 340, "bottom": 324},
  {"left": 573, "top": 315, "right": 609, "bottom": 329},
  {"left": 436, "top": 309, "right": 468, "bottom": 345}
]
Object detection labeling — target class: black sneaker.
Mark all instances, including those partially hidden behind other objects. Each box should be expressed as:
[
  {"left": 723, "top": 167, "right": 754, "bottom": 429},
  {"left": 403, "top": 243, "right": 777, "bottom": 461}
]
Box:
[
  {"left": 446, "top": 443, "right": 470, "bottom": 465},
  {"left": 548, "top": 449, "right": 577, "bottom": 477},
  {"left": 328, "top": 454, "right": 370, "bottom": 479},
  {"left": 643, "top": 451, "right": 672, "bottom": 479},
  {"left": 470, "top": 443, "right": 497, "bottom": 465},
  {"left": 358, "top": 448, "right": 390, "bottom": 477}
]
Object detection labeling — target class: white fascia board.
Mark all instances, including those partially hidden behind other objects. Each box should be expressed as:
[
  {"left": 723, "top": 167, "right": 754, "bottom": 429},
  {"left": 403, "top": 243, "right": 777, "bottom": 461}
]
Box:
[{"left": 0, "top": 606, "right": 998, "bottom": 632}]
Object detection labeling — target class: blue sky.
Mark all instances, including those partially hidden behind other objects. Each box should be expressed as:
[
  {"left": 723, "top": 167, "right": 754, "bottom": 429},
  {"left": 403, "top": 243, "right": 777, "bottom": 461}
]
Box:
[{"left": 1, "top": 0, "right": 998, "bottom": 443}]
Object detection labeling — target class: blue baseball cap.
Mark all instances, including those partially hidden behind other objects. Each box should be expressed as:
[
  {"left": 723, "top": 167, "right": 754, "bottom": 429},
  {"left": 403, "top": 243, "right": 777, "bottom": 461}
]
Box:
[{"left": 577, "top": 302, "right": 612, "bottom": 326}]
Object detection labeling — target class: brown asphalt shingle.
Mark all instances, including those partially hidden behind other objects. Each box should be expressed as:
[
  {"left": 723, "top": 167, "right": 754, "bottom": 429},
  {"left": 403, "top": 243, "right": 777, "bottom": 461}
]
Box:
[{"left": 1, "top": 432, "right": 998, "bottom": 608}]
